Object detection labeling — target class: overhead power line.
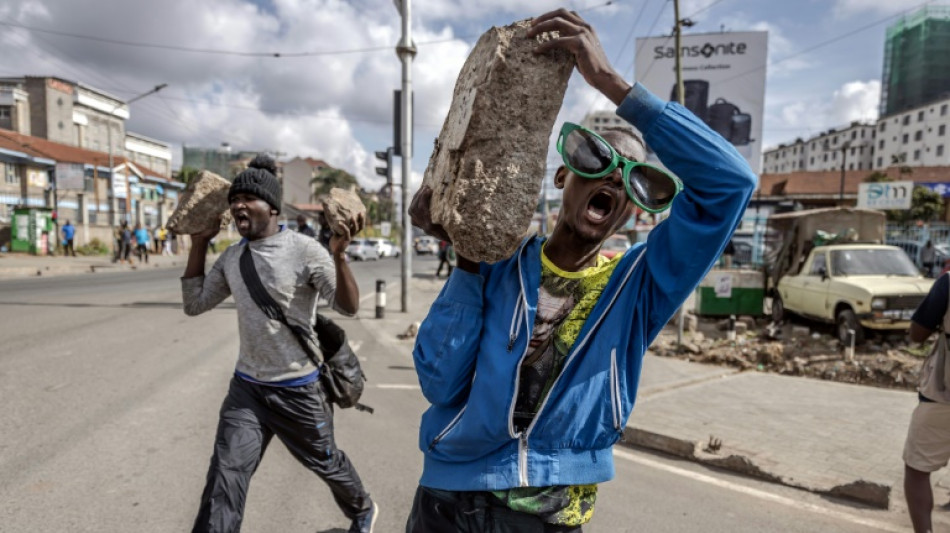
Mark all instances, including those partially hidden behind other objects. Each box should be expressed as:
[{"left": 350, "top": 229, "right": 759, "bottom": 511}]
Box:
[{"left": 0, "top": 1, "right": 617, "bottom": 59}]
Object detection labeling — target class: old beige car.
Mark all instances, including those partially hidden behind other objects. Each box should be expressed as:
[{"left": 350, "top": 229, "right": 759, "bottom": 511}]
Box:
[{"left": 772, "top": 243, "right": 932, "bottom": 344}]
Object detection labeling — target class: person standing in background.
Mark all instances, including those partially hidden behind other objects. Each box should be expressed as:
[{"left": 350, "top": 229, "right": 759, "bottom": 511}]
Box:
[
  {"left": 921, "top": 240, "right": 936, "bottom": 278},
  {"left": 134, "top": 223, "right": 150, "bottom": 264},
  {"left": 61, "top": 220, "right": 76, "bottom": 257}
]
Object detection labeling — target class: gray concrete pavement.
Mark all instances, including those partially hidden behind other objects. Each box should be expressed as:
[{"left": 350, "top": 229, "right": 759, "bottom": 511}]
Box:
[{"left": 1, "top": 249, "right": 943, "bottom": 516}]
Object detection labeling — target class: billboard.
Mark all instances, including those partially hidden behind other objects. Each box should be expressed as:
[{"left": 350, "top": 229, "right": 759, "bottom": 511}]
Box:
[
  {"left": 857, "top": 181, "right": 913, "bottom": 210},
  {"left": 635, "top": 31, "right": 768, "bottom": 173}
]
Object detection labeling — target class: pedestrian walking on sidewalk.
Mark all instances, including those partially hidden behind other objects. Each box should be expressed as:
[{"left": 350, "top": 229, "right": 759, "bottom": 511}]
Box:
[
  {"left": 116, "top": 221, "right": 133, "bottom": 264},
  {"left": 160, "top": 226, "right": 171, "bottom": 256},
  {"left": 435, "top": 240, "right": 452, "bottom": 278},
  {"left": 922, "top": 240, "right": 936, "bottom": 278},
  {"left": 153, "top": 225, "right": 162, "bottom": 254},
  {"left": 61, "top": 220, "right": 76, "bottom": 257},
  {"left": 904, "top": 272, "right": 950, "bottom": 533},
  {"left": 297, "top": 214, "right": 317, "bottom": 238},
  {"left": 134, "top": 223, "right": 149, "bottom": 264},
  {"left": 181, "top": 155, "right": 378, "bottom": 533},
  {"left": 406, "top": 9, "right": 756, "bottom": 531}
]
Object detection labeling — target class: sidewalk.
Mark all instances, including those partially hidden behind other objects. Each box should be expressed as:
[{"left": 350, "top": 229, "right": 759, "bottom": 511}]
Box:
[
  {"left": 0, "top": 249, "right": 189, "bottom": 278},
  {"left": 362, "top": 274, "right": 949, "bottom": 514}
]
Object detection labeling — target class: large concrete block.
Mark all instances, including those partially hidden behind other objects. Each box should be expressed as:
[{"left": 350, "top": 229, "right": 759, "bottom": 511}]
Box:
[
  {"left": 166, "top": 170, "right": 232, "bottom": 234},
  {"left": 422, "top": 20, "right": 574, "bottom": 263},
  {"left": 323, "top": 188, "right": 366, "bottom": 235}
]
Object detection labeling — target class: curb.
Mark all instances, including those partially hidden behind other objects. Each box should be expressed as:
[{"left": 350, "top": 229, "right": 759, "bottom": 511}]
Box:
[
  {"left": 618, "top": 427, "right": 891, "bottom": 510},
  {"left": 0, "top": 258, "right": 186, "bottom": 280}
]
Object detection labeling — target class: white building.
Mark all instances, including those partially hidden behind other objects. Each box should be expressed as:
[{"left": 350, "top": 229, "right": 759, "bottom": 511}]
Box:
[
  {"left": 763, "top": 122, "right": 876, "bottom": 175},
  {"left": 875, "top": 99, "right": 950, "bottom": 168},
  {"left": 580, "top": 110, "right": 634, "bottom": 135},
  {"left": 764, "top": 94, "right": 950, "bottom": 175}
]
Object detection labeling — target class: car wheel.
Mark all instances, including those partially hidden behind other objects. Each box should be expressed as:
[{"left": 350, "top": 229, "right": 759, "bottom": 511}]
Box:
[
  {"left": 836, "top": 309, "right": 864, "bottom": 346},
  {"left": 771, "top": 294, "right": 785, "bottom": 323}
]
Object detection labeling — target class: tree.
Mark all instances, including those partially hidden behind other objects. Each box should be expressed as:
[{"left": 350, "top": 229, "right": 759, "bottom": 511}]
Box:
[
  {"left": 310, "top": 167, "right": 359, "bottom": 198},
  {"left": 174, "top": 166, "right": 201, "bottom": 184},
  {"left": 907, "top": 186, "right": 944, "bottom": 223}
]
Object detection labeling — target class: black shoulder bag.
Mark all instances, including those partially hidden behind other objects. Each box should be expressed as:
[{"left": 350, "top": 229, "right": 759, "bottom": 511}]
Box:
[{"left": 238, "top": 244, "right": 373, "bottom": 413}]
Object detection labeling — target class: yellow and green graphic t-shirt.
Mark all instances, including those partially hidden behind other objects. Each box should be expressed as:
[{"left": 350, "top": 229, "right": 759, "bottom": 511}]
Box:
[{"left": 494, "top": 245, "right": 623, "bottom": 526}]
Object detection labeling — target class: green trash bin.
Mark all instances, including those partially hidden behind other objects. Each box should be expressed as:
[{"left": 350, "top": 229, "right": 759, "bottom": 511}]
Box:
[
  {"left": 11, "top": 206, "right": 54, "bottom": 255},
  {"left": 694, "top": 269, "right": 765, "bottom": 317}
]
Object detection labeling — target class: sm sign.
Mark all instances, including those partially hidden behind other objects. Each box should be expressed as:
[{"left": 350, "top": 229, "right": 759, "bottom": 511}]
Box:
[{"left": 857, "top": 181, "right": 913, "bottom": 210}]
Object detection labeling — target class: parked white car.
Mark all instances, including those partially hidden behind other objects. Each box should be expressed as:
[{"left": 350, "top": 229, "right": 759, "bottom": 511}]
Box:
[
  {"left": 368, "top": 238, "right": 400, "bottom": 258},
  {"left": 346, "top": 239, "right": 380, "bottom": 261},
  {"left": 414, "top": 236, "right": 439, "bottom": 255}
]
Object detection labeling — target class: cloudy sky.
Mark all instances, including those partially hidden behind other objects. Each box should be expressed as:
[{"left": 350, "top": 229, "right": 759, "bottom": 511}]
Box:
[{"left": 0, "top": 0, "right": 933, "bottom": 190}]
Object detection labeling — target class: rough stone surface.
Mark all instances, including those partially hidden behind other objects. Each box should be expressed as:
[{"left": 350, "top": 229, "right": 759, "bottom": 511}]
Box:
[
  {"left": 422, "top": 20, "right": 575, "bottom": 262},
  {"left": 166, "top": 170, "right": 232, "bottom": 234},
  {"left": 323, "top": 188, "right": 366, "bottom": 234}
]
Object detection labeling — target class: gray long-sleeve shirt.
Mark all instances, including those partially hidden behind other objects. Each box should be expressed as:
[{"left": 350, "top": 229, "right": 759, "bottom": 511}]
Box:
[{"left": 181, "top": 230, "right": 351, "bottom": 382}]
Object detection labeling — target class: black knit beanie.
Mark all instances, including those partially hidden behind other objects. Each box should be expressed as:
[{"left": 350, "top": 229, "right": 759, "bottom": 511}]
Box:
[{"left": 229, "top": 155, "right": 282, "bottom": 214}]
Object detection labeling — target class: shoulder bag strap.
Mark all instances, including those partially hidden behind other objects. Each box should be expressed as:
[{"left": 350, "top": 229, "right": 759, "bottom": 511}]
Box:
[{"left": 238, "top": 244, "right": 322, "bottom": 362}]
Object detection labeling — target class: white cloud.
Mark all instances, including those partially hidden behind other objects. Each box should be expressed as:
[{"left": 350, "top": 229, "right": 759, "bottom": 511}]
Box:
[
  {"left": 830, "top": 80, "right": 880, "bottom": 123},
  {"left": 763, "top": 79, "right": 879, "bottom": 148}
]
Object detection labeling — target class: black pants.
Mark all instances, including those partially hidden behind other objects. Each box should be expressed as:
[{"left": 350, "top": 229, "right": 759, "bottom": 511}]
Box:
[
  {"left": 64, "top": 238, "right": 75, "bottom": 256},
  {"left": 192, "top": 377, "right": 372, "bottom": 533},
  {"left": 436, "top": 258, "right": 452, "bottom": 278},
  {"left": 406, "top": 486, "right": 582, "bottom": 533}
]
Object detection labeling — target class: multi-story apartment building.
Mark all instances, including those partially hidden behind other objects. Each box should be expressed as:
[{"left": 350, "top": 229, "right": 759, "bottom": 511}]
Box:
[
  {"left": 875, "top": 98, "right": 950, "bottom": 168},
  {"left": 764, "top": 93, "right": 950, "bottom": 176},
  {"left": 0, "top": 76, "right": 172, "bottom": 178},
  {"left": 763, "top": 123, "right": 877, "bottom": 174},
  {"left": 125, "top": 132, "right": 172, "bottom": 179},
  {"left": 580, "top": 110, "right": 635, "bottom": 136},
  {"left": 282, "top": 156, "right": 330, "bottom": 206}
]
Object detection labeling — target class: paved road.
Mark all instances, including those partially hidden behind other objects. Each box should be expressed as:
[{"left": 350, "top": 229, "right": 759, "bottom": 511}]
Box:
[{"left": 0, "top": 256, "right": 914, "bottom": 532}]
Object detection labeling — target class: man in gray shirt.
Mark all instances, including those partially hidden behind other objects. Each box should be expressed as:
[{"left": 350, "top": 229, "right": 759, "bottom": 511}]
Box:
[{"left": 182, "top": 155, "right": 378, "bottom": 533}]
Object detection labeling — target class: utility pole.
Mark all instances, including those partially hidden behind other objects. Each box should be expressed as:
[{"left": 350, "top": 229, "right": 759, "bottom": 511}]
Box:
[
  {"left": 395, "top": 0, "right": 416, "bottom": 313},
  {"left": 673, "top": 0, "right": 691, "bottom": 347},
  {"left": 671, "top": 0, "right": 695, "bottom": 107},
  {"left": 107, "top": 84, "right": 167, "bottom": 229},
  {"left": 839, "top": 141, "right": 851, "bottom": 204},
  {"left": 673, "top": 0, "right": 685, "bottom": 106}
]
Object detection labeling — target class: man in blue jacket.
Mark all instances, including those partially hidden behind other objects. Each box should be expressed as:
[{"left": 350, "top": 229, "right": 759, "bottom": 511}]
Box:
[
  {"left": 61, "top": 219, "right": 76, "bottom": 257},
  {"left": 406, "top": 9, "right": 757, "bottom": 532}
]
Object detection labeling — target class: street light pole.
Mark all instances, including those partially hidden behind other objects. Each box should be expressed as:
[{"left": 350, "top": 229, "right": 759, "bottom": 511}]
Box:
[
  {"left": 395, "top": 0, "right": 416, "bottom": 313},
  {"left": 106, "top": 84, "right": 167, "bottom": 229},
  {"left": 839, "top": 141, "right": 851, "bottom": 204}
]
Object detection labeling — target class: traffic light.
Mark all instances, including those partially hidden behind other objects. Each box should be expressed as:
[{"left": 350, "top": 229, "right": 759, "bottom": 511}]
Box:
[{"left": 375, "top": 148, "right": 393, "bottom": 185}]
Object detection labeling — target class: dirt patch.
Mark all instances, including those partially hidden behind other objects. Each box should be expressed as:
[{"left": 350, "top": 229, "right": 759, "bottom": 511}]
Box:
[{"left": 650, "top": 315, "right": 930, "bottom": 391}]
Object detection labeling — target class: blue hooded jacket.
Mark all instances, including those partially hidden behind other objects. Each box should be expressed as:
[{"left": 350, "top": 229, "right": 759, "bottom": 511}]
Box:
[{"left": 412, "top": 83, "right": 757, "bottom": 491}]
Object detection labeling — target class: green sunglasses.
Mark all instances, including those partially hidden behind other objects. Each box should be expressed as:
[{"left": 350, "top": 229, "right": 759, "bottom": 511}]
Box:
[{"left": 556, "top": 122, "right": 682, "bottom": 213}]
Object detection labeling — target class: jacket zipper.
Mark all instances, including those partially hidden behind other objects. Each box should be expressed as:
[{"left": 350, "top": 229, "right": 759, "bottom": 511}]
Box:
[
  {"left": 513, "top": 245, "right": 646, "bottom": 487},
  {"left": 427, "top": 406, "right": 467, "bottom": 451},
  {"left": 610, "top": 347, "right": 622, "bottom": 432},
  {"left": 519, "top": 432, "right": 529, "bottom": 486}
]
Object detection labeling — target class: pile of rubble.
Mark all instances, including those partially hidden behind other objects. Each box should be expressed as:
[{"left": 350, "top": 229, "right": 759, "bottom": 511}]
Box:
[{"left": 649, "top": 315, "right": 931, "bottom": 391}]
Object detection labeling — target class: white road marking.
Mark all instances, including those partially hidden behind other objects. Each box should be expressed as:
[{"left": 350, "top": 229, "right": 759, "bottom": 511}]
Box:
[
  {"left": 349, "top": 340, "right": 362, "bottom": 353},
  {"left": 612, "top": 448, "right": 907, "bottom": 533},
  {"left": 374, "top": 384, "right": 420, "bottom": 390}
]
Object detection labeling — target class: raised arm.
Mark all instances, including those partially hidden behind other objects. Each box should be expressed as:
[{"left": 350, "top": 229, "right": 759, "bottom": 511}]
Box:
[
  {"left": 181, "top": 226, "right": 231, "bottom": 316},
  {"left": 531, "top": 9, "right": 757, "bottom": 334}
]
